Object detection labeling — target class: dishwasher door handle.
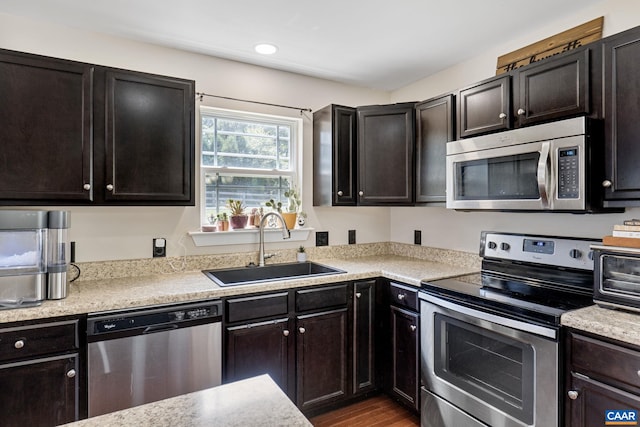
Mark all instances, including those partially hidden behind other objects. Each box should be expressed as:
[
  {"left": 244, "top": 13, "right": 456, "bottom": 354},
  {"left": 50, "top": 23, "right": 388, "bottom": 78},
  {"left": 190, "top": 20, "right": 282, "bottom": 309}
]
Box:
[{"left": 142, "top": 324, "right": 179, "bottom": 334}]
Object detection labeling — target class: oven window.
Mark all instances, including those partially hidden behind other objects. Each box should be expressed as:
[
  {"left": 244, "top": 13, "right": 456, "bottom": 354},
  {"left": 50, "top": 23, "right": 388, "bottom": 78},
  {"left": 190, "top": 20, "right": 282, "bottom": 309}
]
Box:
[
  {"left": 434, "top": 314, "right": 534, "bottom": 424},
  {"left": 455, "top": 152, "right": 539, "bottom": 200}
]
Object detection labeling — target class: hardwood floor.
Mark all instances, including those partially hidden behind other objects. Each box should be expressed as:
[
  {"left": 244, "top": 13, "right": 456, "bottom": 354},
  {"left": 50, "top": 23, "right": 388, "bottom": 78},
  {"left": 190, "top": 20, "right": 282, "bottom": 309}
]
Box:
[{"left": 309, "top": 395, "right": 420, "bottom": 427}]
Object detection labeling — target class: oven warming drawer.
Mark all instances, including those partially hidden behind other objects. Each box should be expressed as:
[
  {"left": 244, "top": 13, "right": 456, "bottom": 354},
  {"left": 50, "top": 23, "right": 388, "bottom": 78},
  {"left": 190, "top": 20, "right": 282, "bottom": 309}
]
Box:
[{"left": 421, "top": 387, "right": 487, "bottom": 427}]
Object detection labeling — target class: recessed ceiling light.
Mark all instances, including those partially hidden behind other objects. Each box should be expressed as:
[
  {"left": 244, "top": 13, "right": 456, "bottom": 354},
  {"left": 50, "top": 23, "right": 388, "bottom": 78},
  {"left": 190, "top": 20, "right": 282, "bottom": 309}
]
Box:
[{"left": 254, "top": 43, "right": 278, "bottom": 55}]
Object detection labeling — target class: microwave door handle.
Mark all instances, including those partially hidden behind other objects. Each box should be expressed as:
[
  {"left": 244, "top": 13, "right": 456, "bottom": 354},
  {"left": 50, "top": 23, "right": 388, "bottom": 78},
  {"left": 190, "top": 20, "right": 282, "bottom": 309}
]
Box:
[{"left": 537, "top": 141, "right": 551, "bottom": 208}]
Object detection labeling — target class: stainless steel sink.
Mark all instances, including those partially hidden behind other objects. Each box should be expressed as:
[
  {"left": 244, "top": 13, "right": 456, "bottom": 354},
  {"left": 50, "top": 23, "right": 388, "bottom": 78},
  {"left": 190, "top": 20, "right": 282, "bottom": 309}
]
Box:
[{"left": 203, "top": 261, "right": 345, "bottom": 287}]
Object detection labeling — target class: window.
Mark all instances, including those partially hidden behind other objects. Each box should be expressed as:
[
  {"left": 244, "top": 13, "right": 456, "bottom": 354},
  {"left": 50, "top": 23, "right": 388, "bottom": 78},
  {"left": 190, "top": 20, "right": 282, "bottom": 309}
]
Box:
[{"left": 200, "top": 107, "right": 301, "bottom": 224}]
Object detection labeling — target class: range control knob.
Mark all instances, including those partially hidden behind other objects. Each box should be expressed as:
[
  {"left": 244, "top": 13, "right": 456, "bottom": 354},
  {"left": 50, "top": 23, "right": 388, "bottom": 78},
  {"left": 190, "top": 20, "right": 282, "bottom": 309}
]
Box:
[
  {"left": 488, "top": 241, "right": 497, "bottom": 250},
  {"left": 500, "top": 243, "right": 511, "bottom": 251},
  {"left": 569, "top": 249, "right": 582, "bottom": 259}
]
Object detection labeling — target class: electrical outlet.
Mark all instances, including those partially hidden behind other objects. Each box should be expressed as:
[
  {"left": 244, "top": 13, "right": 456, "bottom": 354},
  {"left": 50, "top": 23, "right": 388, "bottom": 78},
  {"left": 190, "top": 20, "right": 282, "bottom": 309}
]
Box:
[
  {"left": 348, "top": 230, "right": 356, "bottom": 244},
  {"left": 153, "top": 238, "right": 166, "bottom": 257},
  {"left": 316, "top": 231, "right": 329, "bottom": 247},
  {"left": 70, "top": 241, "right": 76, "bottom": 263},
  {"left": 414, "top": 230, "right": 422, "bottom": 245}
]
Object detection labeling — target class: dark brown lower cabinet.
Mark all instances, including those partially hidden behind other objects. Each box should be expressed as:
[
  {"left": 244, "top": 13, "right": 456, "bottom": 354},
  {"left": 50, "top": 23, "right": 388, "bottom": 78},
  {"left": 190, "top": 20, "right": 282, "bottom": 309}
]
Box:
[
  {"left": 390, "top": 305, "right": 420, "bottom": 411},
  {"left": 296, "top": 308, "right": 348, "bottom": 411},
  {"left": 225, "top": 318, "right": 293, "bottom": 396},
  {"left": 352, "top": 280, "right": 375, "bottom": 395}
]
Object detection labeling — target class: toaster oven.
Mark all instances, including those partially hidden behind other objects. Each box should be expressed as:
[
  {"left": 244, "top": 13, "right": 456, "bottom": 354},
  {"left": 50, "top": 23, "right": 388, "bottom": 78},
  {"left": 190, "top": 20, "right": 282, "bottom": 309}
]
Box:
[{"left": 593, "top": 245, "right": 640, "bottom": 312}]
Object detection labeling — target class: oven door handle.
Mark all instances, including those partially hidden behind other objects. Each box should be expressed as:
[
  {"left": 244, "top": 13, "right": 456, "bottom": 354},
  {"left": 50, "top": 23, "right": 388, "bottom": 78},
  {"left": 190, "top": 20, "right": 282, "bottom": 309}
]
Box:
[
  {"left": 419, "top": 292, "right": 557, "bottom": 339},
  {"left": 537, "top": 141, "right": 551, "bottom": 208}
]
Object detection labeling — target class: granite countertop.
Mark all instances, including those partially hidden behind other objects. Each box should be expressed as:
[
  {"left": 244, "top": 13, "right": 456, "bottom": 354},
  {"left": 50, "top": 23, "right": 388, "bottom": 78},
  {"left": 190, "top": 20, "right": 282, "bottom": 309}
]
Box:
[
  {"left": 0, "top": 254, "right": 479, "bottom": 324},
  {"left": 61, "top": 374, "right": 311, "bottom": 427},
  {"left": 561, "top": 304, "right": 640, "bottom": 347}
]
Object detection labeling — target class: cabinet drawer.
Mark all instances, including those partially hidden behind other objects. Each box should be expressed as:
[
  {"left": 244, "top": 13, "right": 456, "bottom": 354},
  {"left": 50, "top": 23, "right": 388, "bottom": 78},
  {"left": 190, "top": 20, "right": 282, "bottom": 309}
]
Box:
[
  {"left": 570, "top": 332, "right": 640, "bottom": 392},
  {"left": 226, "top": 292, "right": 289, "bottom": 324},
  {"left": 0, "top": 320, "right": 78, "bottom": 362},
  {"left": 390, "top": 282, "right": 418, "bottom": 311},
  {"left": 296, "top": 284, "right": 348, "bottom": 312}
]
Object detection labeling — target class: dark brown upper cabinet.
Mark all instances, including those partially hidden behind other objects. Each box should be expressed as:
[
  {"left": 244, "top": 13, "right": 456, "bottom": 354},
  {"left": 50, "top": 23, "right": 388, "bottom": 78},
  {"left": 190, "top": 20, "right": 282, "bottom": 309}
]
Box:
[
  {"left": 312, "top": 105, "right": 357, "bottom": 206},
  {"left": 415, "top": 94, "right": 455, "bottom": 204},
  {"left": 457, "top": 75, "right": 511, "bottom": 138},
  {"left": 515, "top": 48, "right": 590, "bottom": 127},
  {"left": 601, "top": 26, "right": 640, "bottom": 206},
  {"left": 357, "top": 103, "right": 415, "bottom": 205},
  {"left": 0, "top": 48, "right": 195, "bottom": 206}
]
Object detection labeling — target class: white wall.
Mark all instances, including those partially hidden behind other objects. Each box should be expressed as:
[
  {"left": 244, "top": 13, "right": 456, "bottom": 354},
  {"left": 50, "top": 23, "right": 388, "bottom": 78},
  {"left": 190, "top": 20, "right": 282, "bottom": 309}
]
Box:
[
  {"left": 0, "top": 12, "right": 392, "bottom": 261},
  {"left": 389, "top": 0, "right": 640, "bottom": 253}
]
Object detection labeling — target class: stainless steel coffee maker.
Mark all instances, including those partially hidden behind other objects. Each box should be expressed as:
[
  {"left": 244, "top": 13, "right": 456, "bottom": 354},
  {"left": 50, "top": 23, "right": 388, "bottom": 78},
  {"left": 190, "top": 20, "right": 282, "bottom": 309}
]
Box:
[{"left": 0, "top": 210, "right": 71, "bottom": 309}]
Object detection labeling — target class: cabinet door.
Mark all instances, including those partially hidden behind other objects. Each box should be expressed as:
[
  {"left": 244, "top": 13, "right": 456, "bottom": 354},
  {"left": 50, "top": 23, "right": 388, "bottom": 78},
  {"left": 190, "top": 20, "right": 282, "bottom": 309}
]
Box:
[
  {"left": 312, "top": 105, "right": 357, "bottom": 206},
  {"left": 415, "top": 94, "right": 454, "bottom": 204},
  {"left": 566, "top": 373, "right": 640, "bottom": 427},
  {"left": 296, "top": 308, "right": 348, "bottom": 411},
  {"left": 225, "top": 318, "right": 292, "bottom": 396},
  {"left": 104, "top": 70, "right": 194, "bottom": 204},
  {"left": 0, "top": 354, "right": 78, "bottom": 427},
  {"left": 458, "top": 75, "right": 511, "bottom": 138},
  {"left": 357, "top": 103, "right": 415, "bottom": 205},
  {"left": 352, "top": 280, "right": 375, "bottom": 395},
  {"left": 391, "top": 306, "right": 419, "bottom": 411},
  {"left": 0, "top": 50, "right": 93, "bottom": 202},
  {"left": 516, "top": 48, "right": 590, "bottom": 127},
  {"left": 602, "top": 28, "right": 640, "bottom": 204}
]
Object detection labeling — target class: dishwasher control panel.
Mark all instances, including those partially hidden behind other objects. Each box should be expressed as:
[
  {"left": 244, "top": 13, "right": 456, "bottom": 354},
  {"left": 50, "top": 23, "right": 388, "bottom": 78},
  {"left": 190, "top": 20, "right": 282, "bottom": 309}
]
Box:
[{"left": 88, "top": 301, "right": 222, "bottom": 335}]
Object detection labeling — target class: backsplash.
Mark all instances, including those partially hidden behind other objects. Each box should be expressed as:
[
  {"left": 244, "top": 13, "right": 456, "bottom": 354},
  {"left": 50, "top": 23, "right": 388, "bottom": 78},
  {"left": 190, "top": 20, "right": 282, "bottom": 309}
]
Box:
[{"left": 72, "top": 242, "right": 480, "bottom": 282}]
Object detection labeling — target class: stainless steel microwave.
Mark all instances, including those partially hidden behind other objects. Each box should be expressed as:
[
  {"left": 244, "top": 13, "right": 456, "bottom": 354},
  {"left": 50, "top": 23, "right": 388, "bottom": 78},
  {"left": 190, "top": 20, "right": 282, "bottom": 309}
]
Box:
[{"left": 446, "top": 117, "right": 608, "bottom": 212}]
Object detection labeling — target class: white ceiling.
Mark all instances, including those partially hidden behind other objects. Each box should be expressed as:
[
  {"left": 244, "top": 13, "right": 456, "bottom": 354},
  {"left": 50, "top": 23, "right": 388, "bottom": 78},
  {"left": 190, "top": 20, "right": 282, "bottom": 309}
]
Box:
[{"left": 0, "top": 0, "right": 601, "bottom": 90}]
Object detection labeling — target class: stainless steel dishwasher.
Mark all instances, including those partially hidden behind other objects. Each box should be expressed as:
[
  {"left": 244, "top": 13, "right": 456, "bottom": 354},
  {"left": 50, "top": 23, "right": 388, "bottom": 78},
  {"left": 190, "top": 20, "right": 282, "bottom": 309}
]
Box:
[{"left": 87, "top": 300, "right": 222, "bottom": 417}]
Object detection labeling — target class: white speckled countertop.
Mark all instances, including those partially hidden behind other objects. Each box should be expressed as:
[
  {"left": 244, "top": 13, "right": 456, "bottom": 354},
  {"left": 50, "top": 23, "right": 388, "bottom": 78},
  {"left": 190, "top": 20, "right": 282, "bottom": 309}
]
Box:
[
  {"left": 61, "top": 374, "right": 311, "bottom": 427},
  {"left": 561, "top": 304, "right": 640, "bottom": 347},
  {"left": 0, "top": 247, "right": 480, "bottom": 324}
]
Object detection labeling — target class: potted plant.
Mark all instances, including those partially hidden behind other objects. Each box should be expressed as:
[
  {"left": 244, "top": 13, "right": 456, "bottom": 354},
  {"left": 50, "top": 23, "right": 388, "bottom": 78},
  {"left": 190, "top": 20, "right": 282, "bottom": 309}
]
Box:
[
  {"left": 296, "top": 246, "right": 307, "bottom": 262},
  {"left": 282, "top": 186, "right": 301, "bottom": 229},
  {"left": 227, "top": 199, "right": 248, "bottom": 229},
  {"left": 216, "top": 212, "right": 229, "bottom": 231}
]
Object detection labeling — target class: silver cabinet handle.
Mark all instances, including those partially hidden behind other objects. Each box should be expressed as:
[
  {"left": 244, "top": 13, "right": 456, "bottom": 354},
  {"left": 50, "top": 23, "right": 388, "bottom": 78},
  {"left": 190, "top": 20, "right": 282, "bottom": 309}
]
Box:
[
  {"left": 358, "top": 191, "right": 364, "bottom": 196},
  {"left": 397, "top": 293, "right": 406, "bottom": 301},
  {"left": 106, "top": 184, "right": 114, "bottom": 191},
  {"left": 299, "top": 327, "right": 305, "bottom": 334},
  {"left": 83, "top": 184, "right": 91, "bottom": 191},
  {"left": 517, "top": 108, "right": 526, "bottom": 116},
  {"left": 66, "top": 369, "right": 76, "bottom": 379},
  {"left": 355, "top": 292, "right": 362, "bottom": 299},
  {"left": 602, "top": 180, "right": 612, "bottom": 188},
  {"left": 499, "top": 112, "right": 507, "bottom": 119},
  {"left": 283, "top": 330, "right": 289, "bottom": 337},
  {"left": 14, "top": 340, "right": 25, "bottom": 349},
  {"left": 337, "top": 191, "right": 343, "bottom": 196},
  {"left": 410, "top": 325, "right": 417, "bottom": 332},
  {"left": 567, "top": 390, "right": 579, "bottom": 400}
]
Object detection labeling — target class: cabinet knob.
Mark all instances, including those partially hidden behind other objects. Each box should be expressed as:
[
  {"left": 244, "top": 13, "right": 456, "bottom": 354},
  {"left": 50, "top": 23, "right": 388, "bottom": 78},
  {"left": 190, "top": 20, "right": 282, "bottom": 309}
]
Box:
[
  {"left": 410, "top": 325, "right": 417, "bottom": 332},
  {"left": 337, "top": 191, "right": 344, "bottom": 196},
  {"left": 299, "top": 327, "right": 306, "bottom": 334},
  {"left": 498, "top": 112, "right": 507, "bottom": 119},
  {"left": 567, "top": 390, "right": 579, "bottom": 400},
  {"left": 14, "top": 339, "right": 25, "bottom": 349},
  {"left": 517, "top": 108, "right": 526, "bottom": 116},
  {"left": 355, "top": 292, "right": 362, "bottom": 299},
  {"left": 602, "top": 180, "right": 613, "bottom": 188},
  {"left": 397, "top": 293, "right": 406, "bottom": 301},
  {"left": 283, "top": 330, "right": 290, "bottom": 337},
  {"left": 66, "top": 369, "right": 76, "bottom": 379},
  {"left": 358, "top": 191, "right": 364, "bottom": 197},
  {"left": 83, "top": 184, "right": 91, "bottom": 191},
  {"left": 106, "top": 184, "right": 114, "bottom": 191}
]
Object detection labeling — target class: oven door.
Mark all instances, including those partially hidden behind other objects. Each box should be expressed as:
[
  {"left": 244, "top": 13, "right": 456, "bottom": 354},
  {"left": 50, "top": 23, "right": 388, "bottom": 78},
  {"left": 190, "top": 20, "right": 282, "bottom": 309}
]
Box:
[
  {"left": 419, "top": 293, "right": 559, "bottom": 427},
  {"left": 446, "top": 136, "right": 585, "bottom": 211}
]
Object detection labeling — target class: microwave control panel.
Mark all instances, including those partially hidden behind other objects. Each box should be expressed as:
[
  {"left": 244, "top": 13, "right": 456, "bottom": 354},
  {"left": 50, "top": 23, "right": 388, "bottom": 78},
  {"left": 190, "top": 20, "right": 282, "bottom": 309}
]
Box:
[{"left": 558, "top": 147, "right": 579, "bottom": 199}]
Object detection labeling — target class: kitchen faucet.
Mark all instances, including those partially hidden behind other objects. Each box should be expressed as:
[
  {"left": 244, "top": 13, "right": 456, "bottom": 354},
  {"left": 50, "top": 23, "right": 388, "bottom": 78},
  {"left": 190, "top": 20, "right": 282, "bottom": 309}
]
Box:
[{"left": 258, "top": 211, "right": 291, "bottom": 266}]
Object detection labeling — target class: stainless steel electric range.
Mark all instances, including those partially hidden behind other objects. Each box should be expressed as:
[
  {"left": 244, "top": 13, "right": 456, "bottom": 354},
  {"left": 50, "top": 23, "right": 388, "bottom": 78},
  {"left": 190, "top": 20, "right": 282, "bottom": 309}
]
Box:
[{"left": 419, "top": 231, "right": 599, "bottom": 427}]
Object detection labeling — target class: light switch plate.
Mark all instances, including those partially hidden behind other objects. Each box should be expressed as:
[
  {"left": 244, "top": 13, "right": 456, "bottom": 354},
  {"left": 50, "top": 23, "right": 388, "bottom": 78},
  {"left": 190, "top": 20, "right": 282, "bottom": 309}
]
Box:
[
  {"left": 153, "top": 238, "right": 166, "bottom": 257},
  {"left": 414, "top": 230, "right": 422, "bottom": 245},
  {"left": 348, "top": 230, "right": 356, "bottom": 245}
]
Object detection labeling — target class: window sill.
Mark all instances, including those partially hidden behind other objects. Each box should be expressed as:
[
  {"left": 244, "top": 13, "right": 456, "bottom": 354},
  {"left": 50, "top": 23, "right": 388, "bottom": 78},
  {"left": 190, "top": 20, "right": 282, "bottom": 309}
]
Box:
[{"left": 188, "top": 227, "right": 313, "bottom": 247}]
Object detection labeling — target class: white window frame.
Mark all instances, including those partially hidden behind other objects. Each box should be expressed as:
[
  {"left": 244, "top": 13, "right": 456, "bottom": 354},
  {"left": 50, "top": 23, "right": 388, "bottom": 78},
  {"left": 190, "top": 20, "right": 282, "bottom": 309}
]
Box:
[{"left": 198, "top": 106, "right": 303, "bottom": 227}]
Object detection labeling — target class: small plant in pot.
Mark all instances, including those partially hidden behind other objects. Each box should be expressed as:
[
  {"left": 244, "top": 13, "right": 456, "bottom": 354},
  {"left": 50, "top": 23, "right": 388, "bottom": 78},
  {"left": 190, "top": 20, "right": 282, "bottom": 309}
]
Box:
[
  {"left": 296, "top": 246, "right": 307, "bottom": 262},
  {"left": 227, "top": 199, "right": 248, "bottom": 230},
  {"left": 282, "top": 186, "right": 301, "bottom": 229},
  {"left": 216, "top": 212, "right": 229, "bottom": 231}
]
